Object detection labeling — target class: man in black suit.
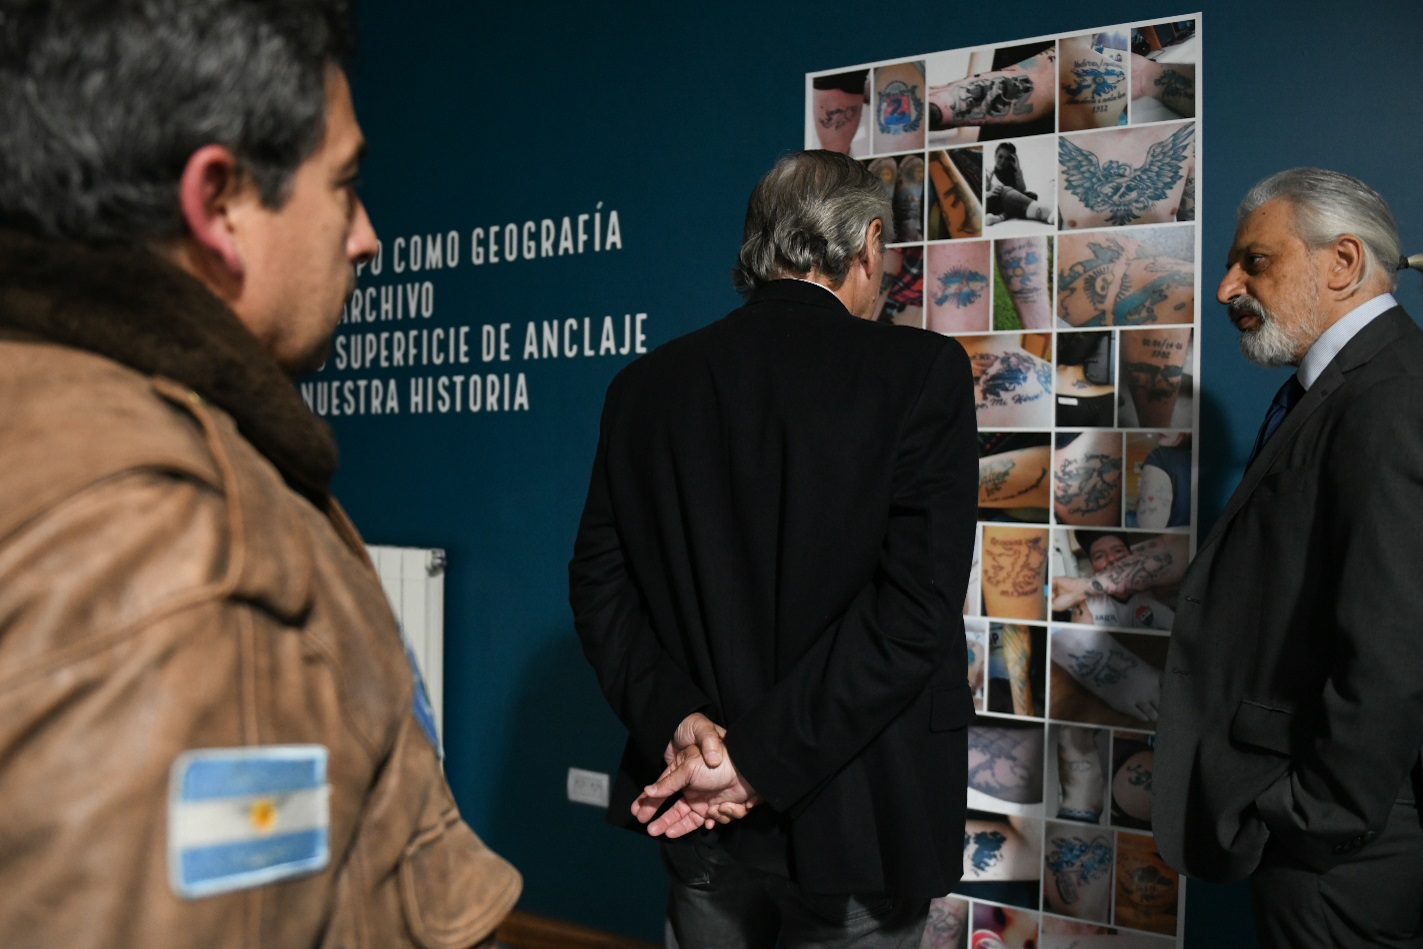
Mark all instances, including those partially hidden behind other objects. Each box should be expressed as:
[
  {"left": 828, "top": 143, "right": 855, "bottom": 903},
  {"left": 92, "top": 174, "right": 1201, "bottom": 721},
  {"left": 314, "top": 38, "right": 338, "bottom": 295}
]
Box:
[
  {"left": 1153, "top": 168, "right": 1423, "bottom": 947},
  {"left": 569, "top": 150, "right": 978, "bottom": 948}
]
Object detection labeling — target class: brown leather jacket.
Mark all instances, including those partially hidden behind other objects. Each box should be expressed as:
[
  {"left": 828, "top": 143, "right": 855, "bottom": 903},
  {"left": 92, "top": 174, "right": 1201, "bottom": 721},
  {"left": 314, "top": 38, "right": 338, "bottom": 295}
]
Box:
[{"left": 0, "top": 233, "right": 519, "bottom": 947}]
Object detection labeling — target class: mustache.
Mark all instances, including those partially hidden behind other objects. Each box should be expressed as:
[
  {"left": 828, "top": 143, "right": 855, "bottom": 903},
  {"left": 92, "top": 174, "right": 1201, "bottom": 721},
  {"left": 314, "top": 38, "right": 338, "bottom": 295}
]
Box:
[{"left": 1228, "top": 295, "right": 1267, "bottom": 323}]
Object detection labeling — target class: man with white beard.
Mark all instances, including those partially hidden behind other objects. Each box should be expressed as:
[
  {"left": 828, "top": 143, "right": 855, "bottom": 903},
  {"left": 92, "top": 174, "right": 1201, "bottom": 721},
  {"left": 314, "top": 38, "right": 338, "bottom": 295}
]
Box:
[{"left": 1152, "top": 168, "right": 1423, "bottom": 948}]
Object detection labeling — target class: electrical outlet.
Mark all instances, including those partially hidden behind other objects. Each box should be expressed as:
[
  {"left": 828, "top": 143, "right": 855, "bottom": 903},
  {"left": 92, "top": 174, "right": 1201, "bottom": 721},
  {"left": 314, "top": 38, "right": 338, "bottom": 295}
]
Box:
[{"left": 567, "top": 767, "right": 610, "bottom": 808}]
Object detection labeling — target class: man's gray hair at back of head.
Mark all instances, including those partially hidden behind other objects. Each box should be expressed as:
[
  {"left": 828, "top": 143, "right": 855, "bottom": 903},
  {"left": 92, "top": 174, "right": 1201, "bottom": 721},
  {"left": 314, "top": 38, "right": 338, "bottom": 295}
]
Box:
[
  {"left": 733, "top": 150, "right": 892, "bottom": 295},
  {"left": 1239, "top": 167, "right": 1401, "bottom": 292}
]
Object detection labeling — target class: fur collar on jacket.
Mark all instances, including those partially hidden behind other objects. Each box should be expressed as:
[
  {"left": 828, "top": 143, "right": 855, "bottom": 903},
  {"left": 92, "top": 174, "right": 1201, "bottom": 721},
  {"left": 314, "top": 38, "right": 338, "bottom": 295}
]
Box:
[{"left": 0, "top": 229, "right": 336, "bottom": 506}]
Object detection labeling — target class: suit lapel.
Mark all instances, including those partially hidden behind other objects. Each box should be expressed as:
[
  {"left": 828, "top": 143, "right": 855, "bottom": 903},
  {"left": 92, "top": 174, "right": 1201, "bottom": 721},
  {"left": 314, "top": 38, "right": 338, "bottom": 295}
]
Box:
[{"left": 1196, "top": 308, "right": 1415, "bottom": 557}]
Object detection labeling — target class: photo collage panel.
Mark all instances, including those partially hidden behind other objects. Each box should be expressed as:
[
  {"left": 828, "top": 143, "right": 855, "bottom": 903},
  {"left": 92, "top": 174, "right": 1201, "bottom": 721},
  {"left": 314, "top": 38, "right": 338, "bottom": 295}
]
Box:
[{"left": 808, "top": 15, "right": 1200, "bottom": 949}]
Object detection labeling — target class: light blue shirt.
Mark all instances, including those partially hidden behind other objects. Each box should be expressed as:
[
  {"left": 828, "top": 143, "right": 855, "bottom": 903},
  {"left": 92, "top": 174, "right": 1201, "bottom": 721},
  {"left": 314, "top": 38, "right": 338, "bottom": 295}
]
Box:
[{"left": 1296, "top": 292, "right": 1398, "bottom": 389}]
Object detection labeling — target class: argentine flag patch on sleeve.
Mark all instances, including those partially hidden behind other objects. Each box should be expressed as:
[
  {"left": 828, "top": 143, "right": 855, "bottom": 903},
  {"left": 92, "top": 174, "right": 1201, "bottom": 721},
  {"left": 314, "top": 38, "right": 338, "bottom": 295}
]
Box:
[{"left": 168, "top": 745, "right": 331, "bottom": 899}]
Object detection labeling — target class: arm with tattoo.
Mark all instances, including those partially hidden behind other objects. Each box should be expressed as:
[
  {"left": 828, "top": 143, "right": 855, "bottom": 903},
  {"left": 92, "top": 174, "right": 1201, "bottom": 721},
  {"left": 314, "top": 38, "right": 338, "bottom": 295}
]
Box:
[
  {"left": 922, "top": 898, "right": 968, "bottom": 949},
  {"left": 982, "top": 525, "right": 1048, "bottom": 620},
  {"left": 1059, "top": 35, "right": 1127, "bottom": 131},
  {"left": 874, "top": 61, "right": 926, "bottom": 152},
  {"left": 928, "top": 150, "right": 983, "bottom": 240},
  {"left": 1051, "top": 627, "right": 1160, "bottom": 721},
  {"left": 1122, "top": 328, "right": 1191, "bottom": 427},
  {"left": 1051, "top": 534, "right": 1189, "bottom": 610},
  {"left": 813, "top": 88, "right": 864, "bottom": 153},
  {"left": 996, "top": 236, "right": 1052, "bottom": 330},
  {"left": 928, "top": 48, "right": 1057, "bottom": 129},
  {"left": 1053, "top": 432, "right": 1123, "bottom": 526},
  {"left": 997, "top": 623, "right": 1038, "bottom": 716},
  {"left": 1135, "top": 461, "right": 1175, "bottom": 528},
  {"left": 979, "top": 445, "right": 1051, "bottom": 508},
  {"left": 1131, "top": 54, "right": 1196, "bottom": 118}
]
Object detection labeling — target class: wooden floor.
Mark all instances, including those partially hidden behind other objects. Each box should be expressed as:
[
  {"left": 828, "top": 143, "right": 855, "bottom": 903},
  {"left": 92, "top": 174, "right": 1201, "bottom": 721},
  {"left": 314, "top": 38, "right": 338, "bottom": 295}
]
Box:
[{"left": 495, "top": 909, "right": 659, "bottom": 949}]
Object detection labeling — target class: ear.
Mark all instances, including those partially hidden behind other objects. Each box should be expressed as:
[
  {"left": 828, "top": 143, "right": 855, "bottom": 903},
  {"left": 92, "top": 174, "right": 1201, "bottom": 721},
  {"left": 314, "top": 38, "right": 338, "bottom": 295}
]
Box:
[
  {"left": 177, "top": 144, "right": 250, "bottom": 278},
  {"left": 1322, "top": 234, "right": 1368, "bottom": 293},
  {"left": 863, "top": 217, "right": 884, "bottom": 271}
]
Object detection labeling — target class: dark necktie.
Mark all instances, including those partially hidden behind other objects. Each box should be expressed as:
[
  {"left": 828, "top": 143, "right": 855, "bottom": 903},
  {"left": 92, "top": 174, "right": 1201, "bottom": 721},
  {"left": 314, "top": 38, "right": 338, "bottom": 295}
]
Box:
[{"left": 1246, "top": 374, "right": 1306, "bottom": 466}]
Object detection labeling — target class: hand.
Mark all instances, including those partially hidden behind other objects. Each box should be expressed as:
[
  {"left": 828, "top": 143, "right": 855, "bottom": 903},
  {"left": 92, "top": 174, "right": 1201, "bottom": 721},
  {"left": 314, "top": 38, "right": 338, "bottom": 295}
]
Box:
[
  {"left": 1051, "top": 575, "right": 1094, "bottom": 611},
  {"left": 663, "top": 711, "right": 726, "bottom": 770},
  {"left": 631, "top": 741, "right": 760, "bottom": 838}
]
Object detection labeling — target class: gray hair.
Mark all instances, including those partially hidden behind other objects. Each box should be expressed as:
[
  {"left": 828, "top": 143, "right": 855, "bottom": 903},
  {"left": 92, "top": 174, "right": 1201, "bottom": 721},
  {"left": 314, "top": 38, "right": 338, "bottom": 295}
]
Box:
[
  {"left": 733, "top": 150, "right": 892, "bottom": 295},
  {"left": 0, "top": 0, "right": 355, "bottom": 244},
  {"left": 1239, "top": 167, "right": 1401, "bottom": 292}
]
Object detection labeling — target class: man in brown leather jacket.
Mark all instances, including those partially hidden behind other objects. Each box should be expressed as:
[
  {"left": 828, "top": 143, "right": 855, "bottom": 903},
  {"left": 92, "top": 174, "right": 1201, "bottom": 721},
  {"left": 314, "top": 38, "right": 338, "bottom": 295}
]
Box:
[{"left": 0, "top": 2, "right": 519, "bottom": 945}]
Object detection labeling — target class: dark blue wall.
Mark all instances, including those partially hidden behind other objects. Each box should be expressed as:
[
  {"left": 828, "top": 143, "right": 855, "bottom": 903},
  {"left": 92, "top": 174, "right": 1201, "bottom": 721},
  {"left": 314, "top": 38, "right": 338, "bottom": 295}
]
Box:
[{"left": 328, "top": 1, "right": 1423, "bottom": 942}]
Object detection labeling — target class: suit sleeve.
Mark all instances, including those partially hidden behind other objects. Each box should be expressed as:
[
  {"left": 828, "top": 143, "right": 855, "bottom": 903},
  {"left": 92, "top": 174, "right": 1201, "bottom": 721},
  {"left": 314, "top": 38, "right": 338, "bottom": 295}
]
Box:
[
  {"left": 1254, "top": 376, "right": 1423, "bottom": 869},
  {"left": 568, "top": 378, "right": 712, "bottom": 767},
  {"left": 724, "top": 341, "right": 979, "bottom": 812}
]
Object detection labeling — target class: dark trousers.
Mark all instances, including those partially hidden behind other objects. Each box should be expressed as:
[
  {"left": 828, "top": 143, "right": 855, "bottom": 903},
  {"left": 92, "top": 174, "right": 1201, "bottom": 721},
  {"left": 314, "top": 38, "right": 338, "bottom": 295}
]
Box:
[
  {"left": 1252, "top": 798, "right": 1423, "bottom": 947},
  {"left": 661, "top": 839, "right": 929, "bottom": 949}
]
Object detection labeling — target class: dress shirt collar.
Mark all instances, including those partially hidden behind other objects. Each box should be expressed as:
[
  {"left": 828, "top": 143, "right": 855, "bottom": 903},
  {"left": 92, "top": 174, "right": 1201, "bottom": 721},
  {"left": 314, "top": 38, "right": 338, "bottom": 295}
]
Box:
[{"left": 1297, "top": 292, "right": 1397, "bottom": 389}]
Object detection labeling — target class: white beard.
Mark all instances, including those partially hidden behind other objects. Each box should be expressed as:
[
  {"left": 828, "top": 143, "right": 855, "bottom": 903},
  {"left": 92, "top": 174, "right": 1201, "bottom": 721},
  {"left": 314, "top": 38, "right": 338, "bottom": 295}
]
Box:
[{"left": 1232, "top": 281, "right": 1326, "bottom": 368}]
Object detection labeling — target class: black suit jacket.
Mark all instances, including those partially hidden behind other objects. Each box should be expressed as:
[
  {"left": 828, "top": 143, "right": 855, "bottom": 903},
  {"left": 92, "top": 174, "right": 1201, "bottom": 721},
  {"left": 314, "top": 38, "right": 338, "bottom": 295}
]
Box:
[
  {"left": 1154, "top": 306, "right": 1423, "bottom": 883},
  {"left": 569, "top": 280, "right": 979, "bottom": 897}
]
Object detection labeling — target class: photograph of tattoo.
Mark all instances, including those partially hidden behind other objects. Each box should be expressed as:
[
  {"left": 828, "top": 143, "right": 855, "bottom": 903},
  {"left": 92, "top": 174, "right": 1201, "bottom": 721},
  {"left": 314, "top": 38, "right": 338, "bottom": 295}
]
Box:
[
  {"left": 927, "top": 239, "right": 991, "bottom": 333},
  {"left": 927, "top": 148, "right": 983, "bottom": 240},
  {"left": 1048, "top": 628, "right": 1168, "bottom": 728},
  {"left": 1121, "top": 327, "right": 1192, "bottom": 427},
  {"left": 966, "top": 622, "right": 987, "bottom": 709},
  {"left": 978, "top": 432, "right": 1050, "bottom": 522},
  {"left": 807, "top": 21, "right": 1199, "bottom": 941},
  {"left": 872, "top": 60, "right": 925, "bottom": 153},
  {"left": 1114, "top": 832, "right": 1179, "bottom": 935},
  {"left": 927, "top": 45, "right": 1058, "bottom": 134},
  {"left": 1052, "top": 724, "right": 1107, "bottom": 823},
  {"left": 961, "top": 812, "right": 1045, "bottom": 913},
  {"left": 1129, "top": 20, "right": 1197, "bottom": 123},
  {"left": 866, "top": 153, "right": 925, "bottom": 241},
  {"left": 1126, "top": 432, "right": 1192, "bottom": 529},
  {"left": 962, "top": 333, "right": 1055, "bottom": 429},
  {"left": 1051, "top": 530, "right": 1186, "bottom": 632},
  {"left": 922, "top": 895, "right": 970, "bottom": 949},
  {"left": 968, "top": 722, "right": 1045, "bottom": 807},
  {"left": 1057, "top": 225, "right": 1194, "bottom": 327},
  {"left": 1110, "top": 731, "right": 1155, "bottom": 830},
  {"left": 1044, "top": 822, "right": 1114, "bottom": 922},
  {"left": 1058, "top": 122, "right": 1195, "bottom": 228},
  {"left": 1054, "top": 431, "right": 1124, "bottom": 526},
  {"left": 872, "top": 246, "right": 924, "bottom": 327},
  {"left": 982, "top": 526, "right": 1049, "bottom": 621},
  {"left": 994, "top": 235, "right": 1052, "bottom": 330},
  {"left": 1055, "top": 331, "right": 1116, "bottom": 428},
  {"left": 809, "top": 69, "right": 869, "bottom": 155},
  {"left": 985, "top": 622, "right": 1045, "bottom": 716},
  {"left": 1059, "top": 31, "right": 1129, "bottom": 131}
]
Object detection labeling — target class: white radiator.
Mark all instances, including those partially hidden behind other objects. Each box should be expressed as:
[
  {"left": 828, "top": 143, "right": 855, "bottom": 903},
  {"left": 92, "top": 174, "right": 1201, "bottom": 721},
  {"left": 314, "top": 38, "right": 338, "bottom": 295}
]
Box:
[{"left": 367, "top": 545, "right": 446, "bottom": 739}]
